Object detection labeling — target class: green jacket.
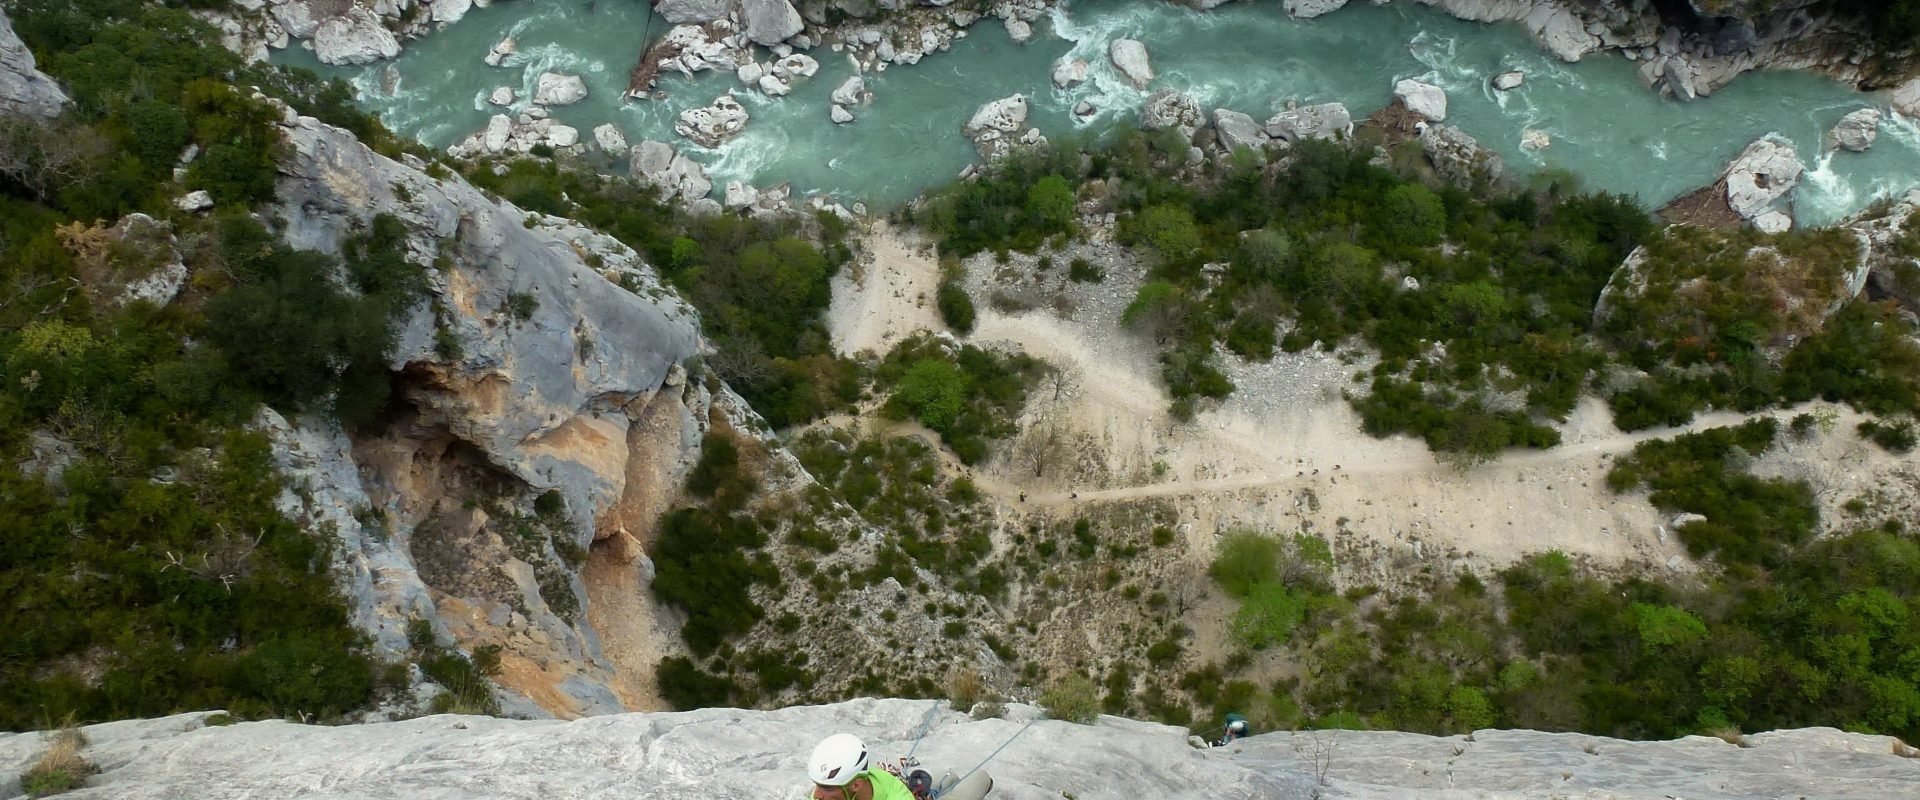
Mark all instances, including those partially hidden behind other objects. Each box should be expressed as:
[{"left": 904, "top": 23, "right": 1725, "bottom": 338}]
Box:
[{"left": 861, "top": 768, "right": 914, "bottom": 800}]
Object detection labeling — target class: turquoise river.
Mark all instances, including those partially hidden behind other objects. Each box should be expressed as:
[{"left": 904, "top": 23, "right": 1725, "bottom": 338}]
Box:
[{"left": 279, "top": 0, "right": 1920, "bottom": 225}]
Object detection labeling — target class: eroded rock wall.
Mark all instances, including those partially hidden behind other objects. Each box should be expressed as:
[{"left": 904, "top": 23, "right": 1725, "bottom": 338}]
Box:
[{"left": 264, "top": 107, "right": 711, "bottom": 717}]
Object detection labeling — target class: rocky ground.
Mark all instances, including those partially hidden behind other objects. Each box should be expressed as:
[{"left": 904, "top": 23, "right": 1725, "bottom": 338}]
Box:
[{"left": 3, "top": 699, "right": 1914, "bottom": 799}]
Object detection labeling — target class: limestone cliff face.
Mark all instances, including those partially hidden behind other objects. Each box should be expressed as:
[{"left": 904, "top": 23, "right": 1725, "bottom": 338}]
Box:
[
  {"left": 264, "top": 108, "right": 711, "bottom": 717},
  {"left": 2, "top": 699, "right": 1914, "bottom": 799},
  {"left": 0, "top": 11, "right": 67, "bottom": 119}
]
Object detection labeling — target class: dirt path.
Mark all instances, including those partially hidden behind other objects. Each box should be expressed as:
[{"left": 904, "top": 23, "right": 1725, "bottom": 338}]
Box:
[
  {"left": 827, "top": 221, "right": 945, "bottom": 358},
  {"left": 825, "top": 231, "right": 1914, "bottom": 574}
]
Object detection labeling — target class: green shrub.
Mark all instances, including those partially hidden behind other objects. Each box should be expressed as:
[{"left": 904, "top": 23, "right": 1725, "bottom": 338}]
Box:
[
  {"left": 937, "top": 280, "right": 976, "bottom": 335},
  {"left": 657, "top": 656, "right": 741, "bottom": 710},
  {"left": 1042, "top": 674, "right": 1101, "bottom": 724},
  {"left": 1858, "top": 418, "right": 1917, "bottom": 454}
]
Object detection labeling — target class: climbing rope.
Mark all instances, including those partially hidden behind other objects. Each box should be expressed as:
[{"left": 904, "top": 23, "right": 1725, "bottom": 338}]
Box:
[
  {"left": 932, "top": 716, "right": 1039, "bottom": 799},
  {"left": 904, "top": 699, "right": 941, "bottom": 760}
]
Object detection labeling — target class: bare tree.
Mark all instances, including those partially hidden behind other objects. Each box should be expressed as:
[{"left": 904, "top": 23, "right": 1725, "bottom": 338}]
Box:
[{"left": 0, "top": 118, "right": 106, "bottom": 200}]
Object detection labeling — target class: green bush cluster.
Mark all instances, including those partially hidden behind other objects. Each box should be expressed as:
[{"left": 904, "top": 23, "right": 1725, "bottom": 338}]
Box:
[
  {"left": 650, "top": 431, "right": 777, "bottom": 657},
  {"left": 1178, "top": 426, "right": 1920, "bottom": 742},
  {"left": 1605, "top": 419, "right": 1815, "bottom": 567},
  {"left": 877, "top": 334, "right": 1041, "bottom": 464}
]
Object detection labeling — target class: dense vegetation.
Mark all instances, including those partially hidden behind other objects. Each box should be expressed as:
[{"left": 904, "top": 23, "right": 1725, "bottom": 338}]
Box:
[
  {"left": 876, "top": 333, "right": 1042, "bottom": 464},
  {"left": 920, "top": 128, "right": 1919, "bottom": 459},
  {"left": 0, "top": 0, "right": 418, "bottom": 728},
  {"left": 1175, "top": 422, "right": 1920, "bottom": 742}
]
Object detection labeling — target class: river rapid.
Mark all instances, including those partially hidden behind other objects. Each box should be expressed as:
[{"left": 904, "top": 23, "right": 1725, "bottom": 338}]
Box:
[{"left": 278, "top": 0, "right": 1920, "bottom": 226}]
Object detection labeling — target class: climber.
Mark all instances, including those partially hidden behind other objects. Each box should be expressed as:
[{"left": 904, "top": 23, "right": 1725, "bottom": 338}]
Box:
[
  {"left": 808, "top": 733, "right": 994, "bottom": 800},
  {"left": 1213, "top": 713, "right": 1250, "bottom": 747}
]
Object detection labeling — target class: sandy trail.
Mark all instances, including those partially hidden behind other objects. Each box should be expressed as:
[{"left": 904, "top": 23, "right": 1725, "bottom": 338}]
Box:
[
  {"left": 828, "top": 220, "right": 945, "bottom": 358},
  {"left": 823, "top": 227, "right": 1916, "bottom": 572}
]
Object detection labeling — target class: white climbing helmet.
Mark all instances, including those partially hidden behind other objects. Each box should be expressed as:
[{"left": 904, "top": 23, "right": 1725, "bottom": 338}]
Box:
[
  {"left": 808, "top": 733, "right": 870, "bottom": 787},
  {"left": 1228, "top": 719, "right": 1249, "bottom": 733}
]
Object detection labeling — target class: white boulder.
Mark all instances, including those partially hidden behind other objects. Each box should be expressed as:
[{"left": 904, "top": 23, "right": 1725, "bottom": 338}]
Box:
[
  {"left": 1141, "top": 90, "right": 1202, "bottom": 138},
  {"left": 488, "top": 86, "right": 515, "bottom": 106},
  {"left": 655, "top": 0, "right": 731, "bottom": 23},
  {"left": 1264, "top": 102, "right": 1351, "bottom": 142},
  {"left": 675, "top": 94, "right": 751, "bottom": 148},
  {"left": 1724, "top": 134, "right": 1803, "bottom": 221},
  {"left": 312, "top": 7, "right": 401, "bottom": 66},
  {"left": 1283, "top": 0, "right": 1349, "bottom": 18},
  {"left": 484, "top": 35, "right": 516, "bottom": 67},
  {"left": 173, "top": 190, "right": 215, "bottom": 213},
  {"left": 830, "top": 76, "right": 867, "bottom": 107},
  {"left": 1213, "top": 109, "right": 1267, "bottom": 153},
  {"left": 1394, "top": 78, "right": 1447, "bottom": 121},
  {"left": 1005, "top": 17, "right": 1032, "bottom": 44},
  {"left": 593, "top": 124, "right": 628, "bottom": 153},
  {"left": 1109, "top": 39, "right": 1153, "bottom": 88},
  {"left": 533, "top": 72, "right": 588, "bottom": 106},
  {"left": 830, "top": 104, "right": 855, "bottom": 124},
  {"left": 740, "top": 0, "right": 804, "bottom": 46},
  {"left": 630, "top": 140, "right": 712, "bottom": 201},
  {"left": 1831, "top": 108, "right": 1882, "bottom": 153},
  {"left": 963, "top": 94, "right": 1029, "bottom": 137},
  {"left": 1051, "top": 58, "right": 1089, "bottom": 89},
  {"left": 546, "top": 125, "right": 579, "bottom": 149},
  {"left": 1493, "top": 70, "right": 1525, "bottom": 91}
]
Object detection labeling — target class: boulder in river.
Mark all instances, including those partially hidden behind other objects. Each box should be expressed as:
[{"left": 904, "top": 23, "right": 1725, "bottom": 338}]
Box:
[
  {"left": 964, "top": 94, "right": 1029, "bottom": 138},
  {"left": 488, "top": 86, "right": 515, "bottom": 106},
  {"left": 1492, "top": 70, "right": 1525, "bottom": 91},
  {"left": 1895, "top": 77, "right": 1920, "bottom": 119},
  {"left": 593, "top": 124, "right": 628, "bottom": 154},
  {"left": 630, "top": 140, "right": 713, "bottom": 202},
  {"left": 740, "top": 0, "right": 804, "bottom": 47},
  {"left": 534, "top": 72, "right": 588, "bottom": 106},
  {"left": 1005, "top": 17, "right": 1032, "bottom": 44},
  {"left": 758, "top": 74, "right": 790, "bottom": 97},
  {"left": 1393, "top": 78, "right": 1447, "bottom": 122},
  {"left": 312, "top": 7, "right": 401, "bottom": 66},
  {"left": 830, "top": 104, "right": 855, "bottom": 124},
  {"left": 1283, "top": 0, "right": 1349, "bottom": 18},
  {"left": 830, "top": 76, "right": 867, "bottom": 107},
  {"left": 1521, "top": 128, "right": 1550, "bottom": 151},
  {"left": 484, "top": 35, "right": 516, "bottom": 67},
  {"left": 772, "top": 54, "right": 819, "bottom": 81},
  {"left": 1141, "top": 89, "right": 1202, "bottom": 139},
  {"left": 1052, "top": 57, "right": 1089, "bottom": 89},
  {"left": 1264, "top": 102, "right": 1351, "bottom": 142},
  {"left": 1724, "top": 134, "right": 1803, "bottom": 221},
  {"left": 737, "top": 62, "right": 766, "bottom": 86},
  {"left": 1830, "top": 108, "right": 1881, "bottom": 153},
  {"left": 656, "top": 0, "right": 732, "bottom": 24},
  {"left": 1212, "top": 109, "right": 1268, "bottom": 153},
  {"left": 1109, "top": 39, "right": 1153, "bottom": 88},
  {"left": 675, "top": 94, "right": 751, "bottom": 148}
]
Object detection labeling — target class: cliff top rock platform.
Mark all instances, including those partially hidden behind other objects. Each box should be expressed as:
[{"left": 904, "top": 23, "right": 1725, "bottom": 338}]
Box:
[{"left": 3, "top": 699, "right": 1913, "bottom": 799}]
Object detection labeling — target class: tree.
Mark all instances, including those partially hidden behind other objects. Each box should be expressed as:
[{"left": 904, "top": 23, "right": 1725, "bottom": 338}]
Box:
[
  {"left": 1232, "top": 582, "right": 1307, "bottom": 650},
  {"left": 1135, "top": 205, "right": 1201, "bottom": 264},
  {"left": 1026, "top": 175, "right": 1076, "bottom": 231},
  {"left": 891, "top": 358, "right": 971, "bottom": 431},
  {"left": 1122, "top": 281, "right": 1189, "bottom": 343},
  {"left": 1234, "top": 228, "right": 1294, "bottom": 283},
  {"left": 1379, "top": 183, "right": 1446, "bottom": 249}
]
